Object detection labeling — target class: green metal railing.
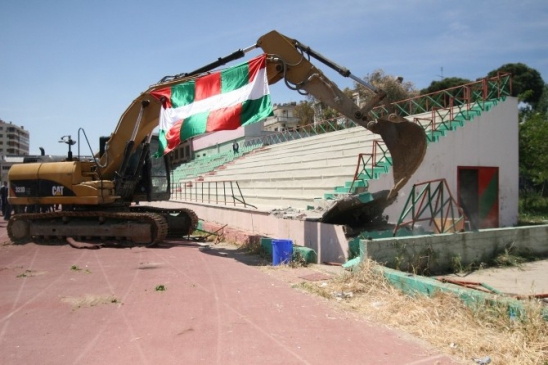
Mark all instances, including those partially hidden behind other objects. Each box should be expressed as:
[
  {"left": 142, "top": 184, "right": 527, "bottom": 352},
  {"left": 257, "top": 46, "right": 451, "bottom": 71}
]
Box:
[
  {"left": 348, "top": 141, "right": 391, "bottom": 193},
  {"left": 171, "top": 180, "right": 257, "bottom": 209},
  {"left": 393, "top": 178, "right": 466, "bottom": 236},
  {"left": 345, "top": 73, "right": 512, "bottom": 194},
  {"left": 242, "top": 117, "right": 356, "bottom": 148},
  {"left": 370, "top": 72, "right": 511, "bottom": 120}
]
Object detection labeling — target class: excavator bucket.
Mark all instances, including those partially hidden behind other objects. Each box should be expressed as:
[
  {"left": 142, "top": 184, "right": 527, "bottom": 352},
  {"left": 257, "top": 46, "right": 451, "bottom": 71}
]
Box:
[
  {"left": 370, "top": 115, "right": 427, "bottom": 197},
  {"left": 321, "top": 115, "right": 427, "bottom": 235}
]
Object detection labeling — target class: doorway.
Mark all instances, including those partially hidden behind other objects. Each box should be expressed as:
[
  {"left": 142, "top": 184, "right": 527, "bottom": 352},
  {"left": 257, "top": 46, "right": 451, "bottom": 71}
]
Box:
[{"left": 457, "top": 166, "right": 499, "bottom": 229}]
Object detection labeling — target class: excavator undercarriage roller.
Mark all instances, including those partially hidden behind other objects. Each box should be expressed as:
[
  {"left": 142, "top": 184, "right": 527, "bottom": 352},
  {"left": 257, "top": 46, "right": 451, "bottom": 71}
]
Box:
[
  {"left": 7, "top": 211, "right": 168, "bottom": 246},
  {"left": 129, "top": 206, "right": 199, "bottom": 238},
  {"left": 7, "top": 207, "right": 199, "bottom": 246}
]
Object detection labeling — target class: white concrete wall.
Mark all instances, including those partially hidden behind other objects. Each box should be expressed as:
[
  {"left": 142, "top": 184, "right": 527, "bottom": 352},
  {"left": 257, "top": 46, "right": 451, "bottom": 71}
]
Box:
[
  {"left": 192, "top": 128, "right": 245, "bottom": 151},
  {"left": 362, "top": 224, "right": 548, "bottom": 275},
  {"left": 191, "top": 122, "right": 265, "bottom": 151},
  {"left": 370, "top": 97, "right": 519, "bottom": 228}
]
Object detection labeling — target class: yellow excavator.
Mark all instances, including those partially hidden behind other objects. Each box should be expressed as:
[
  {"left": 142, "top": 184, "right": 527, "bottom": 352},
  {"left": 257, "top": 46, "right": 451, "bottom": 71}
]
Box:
[{"left": 7, "top": 30, "right": 426, "bottom": 245}]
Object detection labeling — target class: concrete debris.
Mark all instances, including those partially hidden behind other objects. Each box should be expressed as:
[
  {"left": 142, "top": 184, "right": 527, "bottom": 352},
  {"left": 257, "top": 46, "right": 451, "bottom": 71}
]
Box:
[
  {"left": 332, "top": 291, "right": 353, "bottom": 299},
  {"left": 267, "top": 192, "right": 397, "bottom": 239},
  {"left": 473, "top": 356, "right": 491, "bottom": 364},
  {"left": 269, "top": 206, "right": 323, "bottom": 220}
]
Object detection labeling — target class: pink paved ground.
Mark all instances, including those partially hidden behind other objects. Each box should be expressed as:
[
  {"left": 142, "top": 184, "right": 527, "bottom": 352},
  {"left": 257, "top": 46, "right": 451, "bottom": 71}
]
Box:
[{"left": 0, "top": 220, "right": 461, "bottom": 365}]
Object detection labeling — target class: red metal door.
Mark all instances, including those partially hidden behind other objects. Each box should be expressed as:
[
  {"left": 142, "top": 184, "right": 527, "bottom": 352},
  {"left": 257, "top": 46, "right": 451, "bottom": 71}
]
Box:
[{"left": 457, "top": 166, "right": 499, "bottom": 229}]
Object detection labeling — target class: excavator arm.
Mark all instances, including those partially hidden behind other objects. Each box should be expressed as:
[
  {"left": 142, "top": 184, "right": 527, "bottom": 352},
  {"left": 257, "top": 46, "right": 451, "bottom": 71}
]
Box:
[
  {"left": 256, "top": 31, "right": 426, "bottom": 197},
  {"left": 258, "top": 31, "right": 384, "bottom": 127},
  {"left": 97, "top": 30, "right": 426, "bottom": 201},
  {"left": 145, "top": 30, "right": 426, "bottom": 195}
]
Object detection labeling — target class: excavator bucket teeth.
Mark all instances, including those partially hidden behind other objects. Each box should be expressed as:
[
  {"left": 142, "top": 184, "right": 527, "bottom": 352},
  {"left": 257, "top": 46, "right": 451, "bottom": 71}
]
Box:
[{"left": 370, "top": 117, "right": 427, "bottom": 195}]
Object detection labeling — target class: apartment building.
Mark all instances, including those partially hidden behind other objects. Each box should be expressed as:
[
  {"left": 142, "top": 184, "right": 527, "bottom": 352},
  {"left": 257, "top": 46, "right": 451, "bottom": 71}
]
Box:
[
  {"left": 0, "top": 119, "right": 29, "bottom": 156},
  {"left": 263, "top": 102, "right": 300, "bottom": 132},
  {"left": 0, "top": 119, "right": 30, "bottom": 182}
]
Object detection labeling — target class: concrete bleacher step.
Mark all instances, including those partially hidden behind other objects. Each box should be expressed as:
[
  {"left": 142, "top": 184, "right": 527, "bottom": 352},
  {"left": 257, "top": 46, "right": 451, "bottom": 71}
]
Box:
[
  {"left": 171, "top": 98, "right": 504, "bottom": 210},
  {"left": 172, "top": 125, "right": 383, "bottom": 185},
  {"left": 172, "top": 126, "right": 393, "bottom": 209}
]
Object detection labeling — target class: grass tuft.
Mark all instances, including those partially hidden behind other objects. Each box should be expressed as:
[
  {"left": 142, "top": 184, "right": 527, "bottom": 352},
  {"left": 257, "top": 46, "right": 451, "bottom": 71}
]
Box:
[{"left": 297, "top": 259, "right": 548, "bottom": 364}]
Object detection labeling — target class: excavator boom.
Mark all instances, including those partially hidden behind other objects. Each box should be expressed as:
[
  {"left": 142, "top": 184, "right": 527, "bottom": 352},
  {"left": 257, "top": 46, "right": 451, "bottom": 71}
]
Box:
[
  {"left": 159, "top": 30, "right": 427, "bottom": 194},
  {"left": 256, "top": 31, "right": 426, "bottom": 197}
]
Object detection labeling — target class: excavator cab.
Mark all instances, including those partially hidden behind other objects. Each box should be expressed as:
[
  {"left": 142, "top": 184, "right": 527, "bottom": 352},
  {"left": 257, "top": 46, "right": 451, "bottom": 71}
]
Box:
[{"left": 131, "top": 135, "right": 171, "bottom": 203}]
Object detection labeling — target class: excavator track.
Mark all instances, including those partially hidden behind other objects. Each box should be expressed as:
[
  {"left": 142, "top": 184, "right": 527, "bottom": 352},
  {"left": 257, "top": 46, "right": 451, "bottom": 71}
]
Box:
[
  {"left": 129, "top": 206, "right": 199, "bottom": 238},
  {"left": 7, "top": 211, "right": 169, "bottom": 246}
]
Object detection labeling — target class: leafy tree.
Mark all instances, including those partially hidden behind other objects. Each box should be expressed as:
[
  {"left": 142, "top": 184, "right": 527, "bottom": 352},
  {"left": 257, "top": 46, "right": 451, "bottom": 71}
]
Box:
[
  {"left": 305, "top": 88, "right": 352, "bottom": 123},
  {"left": 519, "top": 112, "right": 548, "bottom": 194},
  {"left": 420, "top": 77, "right": 472, "bottom": 95},
  {"left": 306, "top": 70, "right": 417, "bottom": 122},
  {"left": 487, "top": 63, "right": 544, "bottom": 109},
  {"left": 536, "top": 84, "right": 548, "bottom": 114},
  {"left": 355, "top": 69, "right": 418, "bottom": 105},
  {"left": 293, "top": 100, "right": 315, "bottom": 126},
  {"left": 320, "top": 107, "right": 338, "bottom": 120}
]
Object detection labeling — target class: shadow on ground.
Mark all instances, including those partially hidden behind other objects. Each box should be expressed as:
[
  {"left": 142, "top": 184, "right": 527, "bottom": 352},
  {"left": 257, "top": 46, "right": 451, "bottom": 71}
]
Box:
[{"left": 190, "top": 241, "right": 271, "bottom": 267}]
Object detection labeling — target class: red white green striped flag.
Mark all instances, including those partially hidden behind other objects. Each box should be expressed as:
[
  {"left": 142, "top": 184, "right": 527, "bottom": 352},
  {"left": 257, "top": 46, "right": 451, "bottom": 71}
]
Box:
[{"left": 151, "top": 54, "right": 273, "bottom": 155}]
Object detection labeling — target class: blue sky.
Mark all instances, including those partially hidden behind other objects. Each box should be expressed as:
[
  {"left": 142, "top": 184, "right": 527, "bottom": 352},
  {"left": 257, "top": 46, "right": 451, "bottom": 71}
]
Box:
[{"left": 1, "top": 0, "right": 547, "bottom": 156}]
